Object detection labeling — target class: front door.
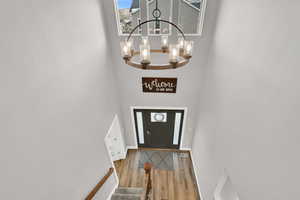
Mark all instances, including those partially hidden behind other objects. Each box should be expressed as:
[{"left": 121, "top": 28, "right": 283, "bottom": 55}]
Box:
[{"left": 133, "top": 109, "right": 184, "bottom": 149}]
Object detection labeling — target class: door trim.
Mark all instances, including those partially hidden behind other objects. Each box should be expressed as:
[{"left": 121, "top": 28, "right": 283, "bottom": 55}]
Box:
[
  {"left": 130, "top": 106, "right": 188, "bottom": 150},
  {"left": 104, "top": 115, "right": 121, "bottom": 191}
]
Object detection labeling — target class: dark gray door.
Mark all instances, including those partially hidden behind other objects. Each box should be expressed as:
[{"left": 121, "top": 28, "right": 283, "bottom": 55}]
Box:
[{"left": 133, "top": 109, "right": 184, "bottom": 149}]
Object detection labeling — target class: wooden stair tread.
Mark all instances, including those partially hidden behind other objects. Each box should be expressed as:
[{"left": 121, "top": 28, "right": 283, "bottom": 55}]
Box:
[
  {"left": 111, "top": 193, "right": 142, "bottom": 200},
  {"left": 115, "top": 187, "right": 144, "bottom": 195}
]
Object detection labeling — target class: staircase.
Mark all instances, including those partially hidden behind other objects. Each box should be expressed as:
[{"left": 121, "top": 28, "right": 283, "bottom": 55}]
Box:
[
  {"left": 111, "top": 187, "right": 144, "bottom": 200},
  {"left": 111, "top": 162, "right": 152, "bottom": 200}
]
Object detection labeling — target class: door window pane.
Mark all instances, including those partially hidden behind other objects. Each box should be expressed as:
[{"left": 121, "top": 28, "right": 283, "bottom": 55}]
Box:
[
  {"left": 151, "top": 112, "right": 167, "bottom": 122},
  {"left": 173, "top": 112, "right": 182, "bottom": 145},
  {"left": 136, "top": 112, "right": 144, "bottom": 144}
]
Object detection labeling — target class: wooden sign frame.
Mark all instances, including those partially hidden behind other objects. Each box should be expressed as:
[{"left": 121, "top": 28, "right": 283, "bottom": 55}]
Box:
[{"left": 142, "top": 77, "right": 177, "bottom": 93}]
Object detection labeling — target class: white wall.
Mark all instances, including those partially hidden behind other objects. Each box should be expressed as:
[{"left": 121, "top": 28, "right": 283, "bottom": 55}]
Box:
[
  {"left": 0, "top": 0, "right": 120, "bottom": 199},
  {"left": 192, "top": 0, "right": 300, "bottom": 200}
]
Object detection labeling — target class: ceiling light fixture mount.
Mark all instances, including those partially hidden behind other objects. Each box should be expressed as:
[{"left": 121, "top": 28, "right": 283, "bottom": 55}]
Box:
[{"left": 120, "top": 0, "right": 194, "bottom": 70}]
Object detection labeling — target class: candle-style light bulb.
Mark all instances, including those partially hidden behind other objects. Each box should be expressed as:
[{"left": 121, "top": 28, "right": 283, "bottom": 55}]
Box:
[
  {"left": 172, "top": 48, "right": 177, "bottom": 56},
  {"left": 141, "top": 36, "right": 149, "bottom": 46},
  {"left": 127, "top": 40, "right": 132, "bottom": 49},
  {"left": 186, "top": 44, "right": 192, "bottom": 51},
  {"left": 120, "top": 41, "right": 131, "bottom": 60},
  {"left": 161, "top": 35, "right": 168, "bottom": 52},
  {"left": 140, "top": 44, "right": 150, "bottom": 65},
  {"left": 123, "top": 45, "right": 128, "bottom": 53},
  {"left": 169, "top": 44, "right": 179, "bottom": 64},
  {"left": 142, "top": 49, "right": 148, "bottom": 57},
  {"left": 184, "top": 41, "right": 194, "bottom": 58},
  {"left": 178, "top": 37, "right": 185, "bottom": 50}
]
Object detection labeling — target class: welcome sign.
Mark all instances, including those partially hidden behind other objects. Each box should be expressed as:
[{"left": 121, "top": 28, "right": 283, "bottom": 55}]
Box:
[{"left": 142, "top": 77, "right": 177, "bottom": 93}]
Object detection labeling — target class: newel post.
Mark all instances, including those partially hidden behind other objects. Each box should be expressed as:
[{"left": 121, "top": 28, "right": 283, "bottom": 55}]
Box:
[{"left": 144, "top": 162, "right": 152, "bottom": 200}]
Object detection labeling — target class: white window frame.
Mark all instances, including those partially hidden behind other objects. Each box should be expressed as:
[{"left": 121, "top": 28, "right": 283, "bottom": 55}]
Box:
[{"left": 178, "top": 0, "right": 207, "bottom": 36}]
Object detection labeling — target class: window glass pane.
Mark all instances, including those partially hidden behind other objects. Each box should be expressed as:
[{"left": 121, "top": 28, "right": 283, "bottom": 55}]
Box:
[
  {"left": 147, "top": 0, "right": 172, "bottom": 35},
  {"left": 136, "top": 112, "right": 144, "bottom": 144},
  {"left": 173, "top": 112, "right": 182, "bottom": 145},
  {"left": 116, "top": 0, "right": 141, "bottom": 34},
  {"left": 115, "top": 0, "right": 206, "bottom": 36},
  {"left": 178, "top": 0, "right": 202, "bottom": 34}
]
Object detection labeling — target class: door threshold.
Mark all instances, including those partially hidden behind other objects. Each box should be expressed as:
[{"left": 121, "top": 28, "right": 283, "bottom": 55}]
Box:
[{"left": 138, "top": 147, "right": 190, "bottom": 153}]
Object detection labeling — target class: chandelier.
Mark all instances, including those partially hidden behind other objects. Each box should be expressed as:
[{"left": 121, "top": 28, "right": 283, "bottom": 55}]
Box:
[{"left": 120, "top": 0, "right": 194, "bottom": 70}]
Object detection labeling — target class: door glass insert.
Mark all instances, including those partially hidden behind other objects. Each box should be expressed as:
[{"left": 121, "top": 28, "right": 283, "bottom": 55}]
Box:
[
  {"left": 151, "top": 112, "right": 167, "bottom": 122},
  {"left": 173, "top": 112, "right": 182, "bottom": 145},
  {"left": 136, "top": 112, "right": 145, "bottom": 144}
]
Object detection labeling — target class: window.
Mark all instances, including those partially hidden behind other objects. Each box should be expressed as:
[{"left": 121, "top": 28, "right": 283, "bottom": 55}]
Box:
[
  {"left": 113, "top": 0, "right": 207, "bottom": 36},
  {"left": 173, "top": 112, "right": 182, "bottom": 145},
  {"left": 178, "top": 0, "right": 206, "bottom": 35},
  {"left": 138, "top": 18, "right": 142, "bottom": 34},
  {"left": 114, "top": 0, "right": 141, "bottom": 35},
  {"left": 136, "top": 112, "right": 145, "bottom": 143},
  {"left": 147, "top": 0, "right": 173, "bottom": 35}
]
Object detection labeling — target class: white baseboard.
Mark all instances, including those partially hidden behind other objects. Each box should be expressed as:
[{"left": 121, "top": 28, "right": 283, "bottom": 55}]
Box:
[
  {"left": 190, "top": 150, "right": 205, "bottom": 200},
  {"left": 124, "top": 147, "right": 128, "bottom": 159},
  {"left": 180, "top": 147, "right": 192, "bottom": 151},
  {"left": 124, "top": 146, "right": 138, "bottom": 159},
  {"left": 106, "top": 182, "right": 118, "bottom": 200},
  {"left": 127, "top": 145, "right": 138, "bottom": 149}
]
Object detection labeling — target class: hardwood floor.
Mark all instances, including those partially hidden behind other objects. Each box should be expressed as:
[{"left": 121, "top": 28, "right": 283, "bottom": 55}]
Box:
[{"left": 114, "top": 149, "right": 200, "bottom": 200}]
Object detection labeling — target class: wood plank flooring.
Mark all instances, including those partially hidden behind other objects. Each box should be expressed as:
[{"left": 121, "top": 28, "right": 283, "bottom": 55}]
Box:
[{"left": 114, "top": 149, "right": 200, "bottom": 200}]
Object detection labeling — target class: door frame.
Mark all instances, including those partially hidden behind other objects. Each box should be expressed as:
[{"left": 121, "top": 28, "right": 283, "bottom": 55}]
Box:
[
  {"left": 130, "top": 106, "right": 188, "bottom": 150},
  {"left": 103, "top": 115, "right": 122, "bottom": 198}
]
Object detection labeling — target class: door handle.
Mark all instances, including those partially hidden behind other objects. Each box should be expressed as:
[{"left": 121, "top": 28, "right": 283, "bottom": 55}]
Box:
[{"left": 146, "top": 130, "right": 151, "bottom": 135}]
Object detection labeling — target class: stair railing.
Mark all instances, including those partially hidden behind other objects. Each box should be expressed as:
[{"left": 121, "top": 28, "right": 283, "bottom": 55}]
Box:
[{"left": 85, "top": 167, "right": 114, "bottom": 200}]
